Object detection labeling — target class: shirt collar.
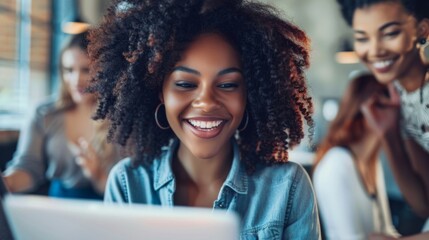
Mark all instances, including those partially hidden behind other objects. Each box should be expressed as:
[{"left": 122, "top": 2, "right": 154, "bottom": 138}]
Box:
[
  {"left": 223, "top": 139, "right": 248, "bottom": 194},
  {"left": 153, "top": 138, "right": 248, "bottom": 194},
  {"left": 153, "top": 140, "right": 177, "bottom": 191}
]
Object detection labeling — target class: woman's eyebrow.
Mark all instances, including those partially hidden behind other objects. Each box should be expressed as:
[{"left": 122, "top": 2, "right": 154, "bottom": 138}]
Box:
[
  {"left": 217, "top": 67, "right": 242, "bottom": 76},
  {"left": 172, "top": 66, "right": 200, "bottom": 75},
  {"left": 353, "top": 21, "right": 402, "bottom": 34},
  {"left": 172, "top": 66, "right": 242, "bottom": 76},
  {"left": 378, "top": 21, "right": 402, "bottom": 31}
]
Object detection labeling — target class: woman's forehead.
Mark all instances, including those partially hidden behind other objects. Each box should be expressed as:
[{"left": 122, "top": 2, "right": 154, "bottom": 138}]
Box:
[
  {"left": 175, "top": 33, "right": 241, "bottom": 68},
  {"left": 352, "top": 1, "right": 412, "bottom": 29}
]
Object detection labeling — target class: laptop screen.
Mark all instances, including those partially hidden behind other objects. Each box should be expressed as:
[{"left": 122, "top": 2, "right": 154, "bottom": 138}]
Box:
[{"left": 4, "top": 195, "right": 239, "bottom": 240}]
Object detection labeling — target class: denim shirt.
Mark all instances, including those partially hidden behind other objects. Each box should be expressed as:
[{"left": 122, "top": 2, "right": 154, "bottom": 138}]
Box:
[{"left": 105, "top": 139, "right": 321, "bottom": 239}]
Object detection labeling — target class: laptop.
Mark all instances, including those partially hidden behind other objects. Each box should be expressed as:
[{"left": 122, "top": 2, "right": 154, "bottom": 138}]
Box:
[{"left": 4, "top": 195, "right": 240, "bottom": 240}]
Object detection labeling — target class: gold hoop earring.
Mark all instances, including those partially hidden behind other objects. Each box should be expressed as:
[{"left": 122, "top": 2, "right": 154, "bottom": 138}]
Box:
[
  {"left": 238, "top": 111, "right": 249, "bottom": 132},
  {"left": 154, "top": 103, "right": 170, "bottom": 130}
]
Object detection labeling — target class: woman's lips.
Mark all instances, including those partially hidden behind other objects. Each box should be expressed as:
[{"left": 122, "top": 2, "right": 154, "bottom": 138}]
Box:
[
  {"left": 184, "top": 119, "right": 226, "bottom": 139},
  {"left": 77, "top": 87, "right": 87, "bottom": 94},
  {"left": 370, "top": 59, "right": 396, "bottom": 74}
]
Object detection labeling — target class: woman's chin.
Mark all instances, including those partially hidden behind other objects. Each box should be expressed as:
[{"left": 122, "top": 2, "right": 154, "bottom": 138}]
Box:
[
  {"left": 72, "top": 94, "right": 94, "bottom": 105},
  {"left": 372, "top": 73, "right": 396, "bottom": 85}
]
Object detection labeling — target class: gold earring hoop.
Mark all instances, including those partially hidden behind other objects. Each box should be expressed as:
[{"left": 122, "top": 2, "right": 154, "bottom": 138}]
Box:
[
  {"left": 154, "top": 103, "right": 170, "bottom": 130},
  {"left": 238, "top": 111, "right": 249, "bottom": 132}
]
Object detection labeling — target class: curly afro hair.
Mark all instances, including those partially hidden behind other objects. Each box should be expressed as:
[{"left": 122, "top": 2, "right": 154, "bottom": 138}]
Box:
[
  {"left": 337, "top": 0, "right": 429, "bottom": 26},
  {"left": 88, "top": 0, "right": 314, "bottom": 172}
]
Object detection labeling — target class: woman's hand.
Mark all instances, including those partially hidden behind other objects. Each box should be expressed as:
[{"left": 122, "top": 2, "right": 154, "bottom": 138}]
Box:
[
  {"left": 371, "top": 232, "right": 429, "bottom": 240},
  {"left": 369, "top": 233, "right": 397, "bottom": 240},
  {"left": 75, "top": 138, "right": 108, "bottom": 193},
  {"left": 75, "top": 138, "right": 104, "bottom": 182},
  {"left": 361, "top": 83, "right": 401, "bottom": 137}
]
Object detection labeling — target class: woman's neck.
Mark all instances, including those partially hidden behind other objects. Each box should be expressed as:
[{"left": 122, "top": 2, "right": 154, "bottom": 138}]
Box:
[
  {"left": 349, "top": 134, "right": 380, "bottom": 165},
  {"left": 398, "top": 59, "right": 428, "bottom": 92},
  {"left": 174, "top": 142, "right": 233, "bottom": 188},
  {"left": 73, "top": 100, "right": 96, "bottom": 115},
  {"left": 348, "top": 134, "right": 380, "bottom": 195}
]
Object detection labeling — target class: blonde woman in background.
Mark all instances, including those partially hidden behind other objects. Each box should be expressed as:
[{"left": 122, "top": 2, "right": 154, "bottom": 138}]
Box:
[{"left": 2, "top": 32, "right": 121, "bottom": 199}]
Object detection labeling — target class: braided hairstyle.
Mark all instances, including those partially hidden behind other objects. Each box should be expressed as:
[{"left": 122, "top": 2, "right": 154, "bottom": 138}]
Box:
[
  {"left": 88, "top": 0, "right": 313, "bottom": 172},
  {"left": 337, "top": 0, "right": 429, "bottom": 26}
]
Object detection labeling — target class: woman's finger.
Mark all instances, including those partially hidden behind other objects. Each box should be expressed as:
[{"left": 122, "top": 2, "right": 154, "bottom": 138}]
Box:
[
  {"left": 75, "top": 156, "right": 85, "bottom": 166},
  {"left": 361, "top": 94, "right": 379, "bottom": 116},
  {"left": 387, "top": 83, "right": 400, "bottom": 105},
  {"left": 78, "top": 138, "right": 97, "bottom": 161}
]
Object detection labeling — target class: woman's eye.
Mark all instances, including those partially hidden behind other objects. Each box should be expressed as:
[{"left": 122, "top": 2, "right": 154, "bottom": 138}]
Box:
[
  {"left": 82, "top": 67, "right": 90, "bottom": 74},
  {"left": 218, "top": 83, "right": 239, "bottom": 90},
  {"left": 354, "top": 37, "right": 368, "bottom": 43},
  {"left": 63, "top": 68, "right": 73, "bottom": 73},
  {"left": 384, "top": 30, "right": 400, "bottom": 38},
  {"left": 175, "top": 81, "right": 196, "bottom": 89}
]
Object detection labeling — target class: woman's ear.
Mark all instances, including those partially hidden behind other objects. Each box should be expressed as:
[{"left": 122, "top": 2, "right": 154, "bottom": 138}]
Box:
[
  {"left": 159, "top": 92, "right": 164, "bottom": 103},
  {"left": 418, "top": 18, "right": 429, "bottom": 40},
  {"left": 418, "top": 19, "right": 429, "bottom": 64}
]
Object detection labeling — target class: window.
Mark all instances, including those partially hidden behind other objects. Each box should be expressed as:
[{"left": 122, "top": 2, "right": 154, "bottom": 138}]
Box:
[{"left": 0, "top": 0, "right": 51, "bottom": 129}]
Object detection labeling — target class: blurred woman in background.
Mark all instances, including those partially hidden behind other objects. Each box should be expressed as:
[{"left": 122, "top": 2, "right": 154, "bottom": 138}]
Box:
[
  {"left": 336, "top": 0, "right": 429, "bottom": 221},
  {"left": 2, "top": 32, "right": 120, "bottom": 199},
  {"left": 313, "top": 73, "right": 399, "bottom": 239},
  {"left": 337, "top": 1, "right": 429, "bottom": 238}
]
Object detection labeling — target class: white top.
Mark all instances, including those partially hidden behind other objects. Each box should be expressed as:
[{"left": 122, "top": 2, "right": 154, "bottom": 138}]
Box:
[
  {"left": 313, "top": 147, "right": 399, "bottom": 240},
  {"left": 394, "top": 79, "right": 429, "bottom": 234},
  {"left": 423, "top": 219, "right": 429, "bottom": 232},
  {"left": 394, "top": 80, "right": 429, "bottom": 151}
]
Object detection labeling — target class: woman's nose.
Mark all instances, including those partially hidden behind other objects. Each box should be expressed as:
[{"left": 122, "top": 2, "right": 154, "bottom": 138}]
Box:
[
  {"left": 77, "top": 71, "right": 90, "bottom": 86},
  {"left": 66, "top": 71, "right": 79, "bottom": 85},
  {"left": 368, "top": 39, "right": 386, "bottom": 57},
  {"left": 192, "top": 87, "right": 221, "bottom": 112}
]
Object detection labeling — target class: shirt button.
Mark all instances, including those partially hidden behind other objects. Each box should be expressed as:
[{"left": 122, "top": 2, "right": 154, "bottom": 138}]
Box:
[{"left": 218, "top": 203, "right": 225, "bottom": 209}]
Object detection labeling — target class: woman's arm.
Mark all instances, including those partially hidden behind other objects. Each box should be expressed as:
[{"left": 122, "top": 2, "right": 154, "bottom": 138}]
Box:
[
  {"left": 361, "top": 84, "right": 429, "bottom": 218},
  {"left": 313, "top": 151, "right": 368, "bottom": 240},
  {"left": 75, "top": 138, "right": 110, "bottom": 194},
  {"left": 3, "top": 170, "right": 33, "bottom": 192},
  {"left": 2, "top": 106, "right": 49, "bottom": 192},
  {"left": 382, "top": 130, "right": 429, "bottom": 218},
  {"left": 283, "top": 164, "right": 321, "bottom": 240},
  {"left": 370, "top": 232, "right": 429, "bottom": 240}
]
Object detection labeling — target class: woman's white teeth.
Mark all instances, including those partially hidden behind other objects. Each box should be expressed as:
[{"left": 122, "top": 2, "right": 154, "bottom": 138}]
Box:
[
  {"left": 188, "top": 120, "right": 222, "bottom": 129},
  {"left": 373, "top": 60, "right": 393, "bottom": 69}
]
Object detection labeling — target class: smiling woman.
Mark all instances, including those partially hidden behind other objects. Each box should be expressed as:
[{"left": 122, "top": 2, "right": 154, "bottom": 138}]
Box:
[
  {"left": 88, "top": 0, "right": 320, "bottom": 238},
  {"left": 2, "top": 32, "right": 121, "bottom": 200},
  {"left": 351, "top": 1, "right": 427, "bottom": 87},
  {"left": 337, "top": 0, "right": 429, "bottom": 237},
  {"left": 162, "top": 34, "right": 246, "bottom": 162}
]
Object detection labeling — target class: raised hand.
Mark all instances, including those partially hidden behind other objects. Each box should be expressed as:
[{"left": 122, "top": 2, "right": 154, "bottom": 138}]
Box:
[
  {"left": 369, "top": 233, "right": 397, "bottom": 240},
  {"left": 360, "top": 83, "right": 401, "bottom": 137},
  {"left": 75, "top": 138, "right": 104, "bottom": 182}
]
